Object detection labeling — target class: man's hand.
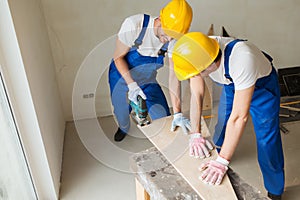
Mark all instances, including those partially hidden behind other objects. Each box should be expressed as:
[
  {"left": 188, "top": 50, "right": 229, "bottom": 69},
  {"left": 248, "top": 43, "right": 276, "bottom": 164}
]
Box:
[
  {"left": 170, "top": 112, "right": 191, "bottom": 134},
  {"left": 189, "top": 133, "right": 214, "bottom": 158},
  {"left": 199, "top": 155, "right": 229, "bottom": 185},
  {"left": 128, "top": 82, "right": 146, "bottom": 105}
]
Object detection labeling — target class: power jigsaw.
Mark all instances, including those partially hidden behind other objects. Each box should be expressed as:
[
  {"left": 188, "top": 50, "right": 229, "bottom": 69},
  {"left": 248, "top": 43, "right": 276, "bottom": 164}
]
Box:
[{"left": 130, "top": 95, "right": 150, "bottom": 126}]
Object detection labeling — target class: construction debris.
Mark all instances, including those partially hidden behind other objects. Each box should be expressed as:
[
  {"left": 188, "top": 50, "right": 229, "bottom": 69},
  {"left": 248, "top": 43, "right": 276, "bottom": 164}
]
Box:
[
  {"left": 280, "top": 124, "right": 289, "bottom": 134},
  {"left": 207, "top": 24, "right": 214, "bottom": 36},
  {"left": 280, "top": 96, "right": 300, "bottom": 124},
  {"left": 131, "top": 147, "right": 269, "bottom": 200}
]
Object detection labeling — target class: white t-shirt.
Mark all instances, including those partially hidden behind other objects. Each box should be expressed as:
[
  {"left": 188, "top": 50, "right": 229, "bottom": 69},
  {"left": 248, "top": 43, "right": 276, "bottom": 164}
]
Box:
[
  {"left": 209, "top": 36, "right": 272, "bottom": 90},
  {"left": 118, "top": 14, "right": 175, "bottom": 57}
]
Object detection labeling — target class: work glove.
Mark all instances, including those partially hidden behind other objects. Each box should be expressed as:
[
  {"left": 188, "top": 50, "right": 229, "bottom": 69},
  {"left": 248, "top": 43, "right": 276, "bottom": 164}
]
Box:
[
  {"left": 170, "top": 112, "right": 191, "bottom": 134},
  {"left": 127, "top": 82, "right": 146, "bottom": 105},
  {"left": 199, "top": 155, "right": 229, "bottom": 185},
  {"left": 189, "top": 133, "right": 214, "bottom": 158}
]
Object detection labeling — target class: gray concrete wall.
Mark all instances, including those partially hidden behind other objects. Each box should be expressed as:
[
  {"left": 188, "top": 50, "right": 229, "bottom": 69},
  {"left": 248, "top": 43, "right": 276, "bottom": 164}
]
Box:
[{"left": 39, "top": 0, "right": 300, "bottom": 120}]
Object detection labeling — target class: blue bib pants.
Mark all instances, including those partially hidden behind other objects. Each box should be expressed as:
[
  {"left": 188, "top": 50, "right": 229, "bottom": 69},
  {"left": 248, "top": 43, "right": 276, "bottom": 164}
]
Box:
[
  {"left": 108, "top": 14, "right": 170, "bottom": 133},
  {"left": 213, "top": 40, "right": 285, "bottom": 195}
]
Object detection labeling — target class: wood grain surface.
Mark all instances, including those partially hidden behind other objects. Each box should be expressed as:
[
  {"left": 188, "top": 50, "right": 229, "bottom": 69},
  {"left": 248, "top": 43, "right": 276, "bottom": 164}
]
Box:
[{"left": 139, "top": 116, "right": 237, "bottom": 200}]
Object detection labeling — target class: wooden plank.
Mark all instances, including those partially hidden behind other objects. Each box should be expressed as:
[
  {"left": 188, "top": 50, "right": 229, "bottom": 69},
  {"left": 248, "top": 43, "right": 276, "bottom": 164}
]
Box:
[
  {"left": 135, "top": 178, "right": 150, "bottom": 200},
  {"left": 280, "top": 100, "right": 300, "bottom": 106},
  {"left": 280, "top": 105, "right": 300, "bottom": 112},
  {"left": 207, "top": 24, "right": 214, "bottom": 36},
  {"left": 138, "top": 116, "right": 237, "bottom": 200}
]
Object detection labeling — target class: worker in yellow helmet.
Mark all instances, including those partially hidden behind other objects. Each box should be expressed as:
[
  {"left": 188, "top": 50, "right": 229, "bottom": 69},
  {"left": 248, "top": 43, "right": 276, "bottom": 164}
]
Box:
[
  {"left": 109, "top": 0, "right": 193, "bottom": 142},
  {"left": 172, "top": 32, "right": 284, "bottom": 199}
]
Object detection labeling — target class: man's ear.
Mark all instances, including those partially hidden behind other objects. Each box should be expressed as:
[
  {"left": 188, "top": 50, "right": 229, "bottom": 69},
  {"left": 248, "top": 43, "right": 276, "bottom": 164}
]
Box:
[{"left": 154, "top": 17, "right": 161, "bottom": 27}]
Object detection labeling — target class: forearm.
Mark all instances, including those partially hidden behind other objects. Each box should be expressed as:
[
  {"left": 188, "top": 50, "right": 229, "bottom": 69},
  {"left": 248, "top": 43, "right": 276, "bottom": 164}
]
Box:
[
  {"left": 219, "top": 115, "right": 248, "bottom": 160},
  {"left": 219, "top": 86, "right": 254, "bottom": 161},
  {"left": 190, "top": 75, "right": 205, "bottom": 133},
  {"left": 169, "top": 59, "right": 181, "bottom": 113},
  {"left": 114, "top": 58, "right": 134, "bottom": 84},
  {"left": 190, "top": 94, "right": 202, "bottom": 133},
  {"left": 113, "top": 38, "right": 133, "bottom": 85}
]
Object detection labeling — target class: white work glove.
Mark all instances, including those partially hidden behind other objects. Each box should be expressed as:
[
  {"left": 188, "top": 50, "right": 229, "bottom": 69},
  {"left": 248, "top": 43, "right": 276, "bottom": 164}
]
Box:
[
  {"left": 199, "top": 155, "right": 229, "bottom": 185},
  {"left": 127, "top": 82, "right": 146, "bottom": 105},
  {"left": 170, "top": 112, "right": 191, "bottom": 134},
  {"left": 189, "top": 133, "right": 214, "bottom": 158}
]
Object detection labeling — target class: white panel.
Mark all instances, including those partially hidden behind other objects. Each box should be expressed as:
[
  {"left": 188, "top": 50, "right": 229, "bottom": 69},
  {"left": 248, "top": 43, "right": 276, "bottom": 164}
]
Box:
[
  {"left": 0, "top": 0, "right": 62, "bottom": 198},
  {"left": 0, "top": 73, "right": 36, "bottom": 200}
]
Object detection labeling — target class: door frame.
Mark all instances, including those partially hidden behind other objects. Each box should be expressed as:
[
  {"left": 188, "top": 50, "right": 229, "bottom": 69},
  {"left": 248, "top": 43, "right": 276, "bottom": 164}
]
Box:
[{"left": 0, "top": 0, "right": 58, "bottom": 199}]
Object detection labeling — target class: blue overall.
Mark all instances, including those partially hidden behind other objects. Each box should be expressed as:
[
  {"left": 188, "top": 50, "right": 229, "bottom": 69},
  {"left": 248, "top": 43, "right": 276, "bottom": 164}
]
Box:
[
  {"left": 108, "top": 14, "right": 170, "bottom": 133},
  {"left": 213, "top": 39, "right": 285, "bottom": 195}
]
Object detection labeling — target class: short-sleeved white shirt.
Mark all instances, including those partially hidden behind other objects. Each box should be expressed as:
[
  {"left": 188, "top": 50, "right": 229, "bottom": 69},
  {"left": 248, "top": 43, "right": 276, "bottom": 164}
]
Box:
[
  {"left": 118, "top": 14, "right": 175, "bottom": 57},
  {"left": 209, "top": 36, "right": 272, "bottom": 90}
]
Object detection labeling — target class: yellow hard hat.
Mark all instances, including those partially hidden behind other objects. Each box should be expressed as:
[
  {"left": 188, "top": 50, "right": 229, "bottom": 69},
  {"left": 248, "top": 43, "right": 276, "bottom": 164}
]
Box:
[
  {"left": 160, "top": 0, "right": 193, "bottom": 39},
  {"left": 172, "top": 32, "right": 219, "bottom": 80}
]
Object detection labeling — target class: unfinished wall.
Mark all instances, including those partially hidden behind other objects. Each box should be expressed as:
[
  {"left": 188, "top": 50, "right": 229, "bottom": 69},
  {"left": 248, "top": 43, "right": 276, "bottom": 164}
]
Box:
[
  {"left": 192, "top": 0, "right": 300, "bottom": 67},
  {"left": 40, "top": 0, "right": 300, "bottom": 120},
  {"left": 0, "top": 72, "right": 36, "bottom": 200},
  {"left": 40, "top": 0, "right": 170, "bottom": 120},
  {"left": 1, "top": 0, "right": 65, "bottom": 198}
]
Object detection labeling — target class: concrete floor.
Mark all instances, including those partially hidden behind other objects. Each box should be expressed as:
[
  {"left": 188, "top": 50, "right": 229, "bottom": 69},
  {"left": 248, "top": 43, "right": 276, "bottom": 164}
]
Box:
[{"left": 59, "top": 115, "right": 300, "bottom": 200}]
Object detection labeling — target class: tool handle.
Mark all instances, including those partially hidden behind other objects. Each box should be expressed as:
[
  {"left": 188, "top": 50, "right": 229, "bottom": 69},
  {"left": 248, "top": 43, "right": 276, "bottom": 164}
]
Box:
[{"left": 137, "top": 95, "right": 147, "bottom": 112}]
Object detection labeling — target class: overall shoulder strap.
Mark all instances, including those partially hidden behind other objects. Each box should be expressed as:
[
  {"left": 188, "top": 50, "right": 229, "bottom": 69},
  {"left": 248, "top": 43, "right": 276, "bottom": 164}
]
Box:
[
  {"left": 158, "top": 42, "right": 169, "bottom": 57},
  {"left": 132, "top": 14, "right": 150, "bottom": 48},
  {"left": 261, "top": 51, "right": 273, "bottom": 63},
  {"left": 224, "top": 39, "right": 246, "bottom": 82}
]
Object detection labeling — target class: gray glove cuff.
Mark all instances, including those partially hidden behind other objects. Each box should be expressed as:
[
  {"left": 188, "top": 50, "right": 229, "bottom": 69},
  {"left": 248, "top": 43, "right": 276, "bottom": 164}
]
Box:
[
  {"left": 173, "top": 112, "right": 182, "bottom": 118},
  {"left": 190, "top": 133, "right": 202, "bottom": 139},
  {"left": 216, "top": 155, "right": 230, "bottom": 166},
  {"left": 128, "top": 82, "right": 138, "bottom": 90}
]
